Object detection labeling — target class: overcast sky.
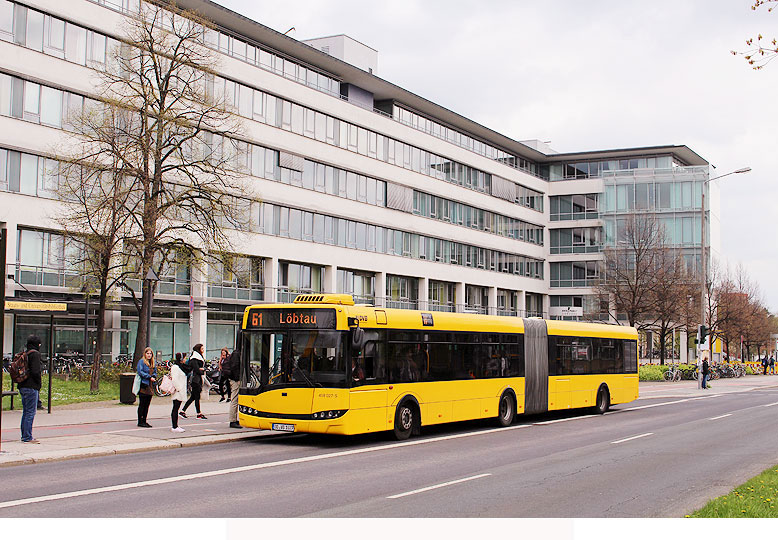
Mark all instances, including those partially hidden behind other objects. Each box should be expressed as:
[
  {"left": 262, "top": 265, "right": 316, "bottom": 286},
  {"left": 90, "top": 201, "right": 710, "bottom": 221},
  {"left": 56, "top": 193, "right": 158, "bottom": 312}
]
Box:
[{"left": 218, "top": 0, "right": 778, "bottom": 311}]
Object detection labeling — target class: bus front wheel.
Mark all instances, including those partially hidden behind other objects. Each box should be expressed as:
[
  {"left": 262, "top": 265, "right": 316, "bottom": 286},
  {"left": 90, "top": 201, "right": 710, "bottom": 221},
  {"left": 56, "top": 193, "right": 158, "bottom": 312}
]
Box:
[
  {"left": 595, "top": 385, "right": 610, "bottom": 414},
  {"left": 394, "top": 401, "right": 415, "bottom": 440},
  {"left": 497, "top": 392, "right": 515, "bottom": 427}
]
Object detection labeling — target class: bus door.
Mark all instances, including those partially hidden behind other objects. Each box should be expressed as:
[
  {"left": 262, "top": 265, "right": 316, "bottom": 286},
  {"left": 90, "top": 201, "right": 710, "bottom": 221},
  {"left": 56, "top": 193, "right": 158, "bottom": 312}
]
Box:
[{"left": 349, "top": 335, "right": 388, "bottom": 426}]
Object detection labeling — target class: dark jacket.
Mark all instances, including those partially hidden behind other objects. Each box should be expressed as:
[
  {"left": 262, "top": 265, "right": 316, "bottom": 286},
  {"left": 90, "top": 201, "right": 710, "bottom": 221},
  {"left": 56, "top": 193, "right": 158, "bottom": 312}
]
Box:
[
  {"left": 188, "top": 351, "right": 204, "bottom": 387},
  {"left": 224, "top": 349, "right": 241, "bottom": 381},
  {"left": 702, "top": 359, "right": 709, "bottom": 375},
  {"left": 18, "top": 347, "right": 42, "bottom": 391}
]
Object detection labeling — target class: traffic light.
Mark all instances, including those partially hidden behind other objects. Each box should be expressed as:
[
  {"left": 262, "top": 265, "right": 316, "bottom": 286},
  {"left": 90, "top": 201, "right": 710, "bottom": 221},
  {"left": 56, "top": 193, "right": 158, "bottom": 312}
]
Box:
[{"left": 698, "top": 325, "right": 708, "bottom": 342}]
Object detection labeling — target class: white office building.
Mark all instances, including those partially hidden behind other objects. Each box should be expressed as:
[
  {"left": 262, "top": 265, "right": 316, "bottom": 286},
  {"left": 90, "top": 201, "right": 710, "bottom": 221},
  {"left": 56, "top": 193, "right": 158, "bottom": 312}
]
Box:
[{"left": 0, "top": 0, "right": 715, "bottom": 362}]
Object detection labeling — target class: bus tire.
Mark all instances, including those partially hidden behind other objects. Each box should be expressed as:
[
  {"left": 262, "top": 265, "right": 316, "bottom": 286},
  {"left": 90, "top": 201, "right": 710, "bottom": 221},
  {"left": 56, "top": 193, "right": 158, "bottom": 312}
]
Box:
[
  {"left": 594, "top": 385, "right": 610, "bottom": 414},
  {"left": 393, "top": 400, "right": 416, "bottom": 440},
  {"left": 497, "top": 391, "right": 516, "bottom": 427}
]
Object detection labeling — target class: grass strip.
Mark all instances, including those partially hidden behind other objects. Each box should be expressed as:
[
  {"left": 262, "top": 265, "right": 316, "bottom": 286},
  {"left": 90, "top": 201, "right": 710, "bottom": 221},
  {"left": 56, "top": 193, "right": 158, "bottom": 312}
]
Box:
[
  {"left": 690, "top": 465, "right": 778, "bottom": 517},
  {"left": 2, "top": 374, "right": 119, "bottom": 411}
]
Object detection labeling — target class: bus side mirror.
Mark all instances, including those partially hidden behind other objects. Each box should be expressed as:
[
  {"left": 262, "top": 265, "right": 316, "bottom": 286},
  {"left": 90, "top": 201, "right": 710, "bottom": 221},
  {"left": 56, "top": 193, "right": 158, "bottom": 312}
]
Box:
[{"left": 351, "top": 327, "right": 366, "bottom": 351}]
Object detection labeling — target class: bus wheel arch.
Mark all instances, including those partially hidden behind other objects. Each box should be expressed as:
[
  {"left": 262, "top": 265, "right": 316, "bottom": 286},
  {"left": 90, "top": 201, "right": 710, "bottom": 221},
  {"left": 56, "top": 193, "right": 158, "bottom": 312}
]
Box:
[
  {"left": 393, "top": 396, "right": 420, "bottom": 440},
  {"left": 497, "top": 389, "right": 517, "bottom": 427},
  {"left": 594, "top": 384, "right": 610, "bottom": 414}
]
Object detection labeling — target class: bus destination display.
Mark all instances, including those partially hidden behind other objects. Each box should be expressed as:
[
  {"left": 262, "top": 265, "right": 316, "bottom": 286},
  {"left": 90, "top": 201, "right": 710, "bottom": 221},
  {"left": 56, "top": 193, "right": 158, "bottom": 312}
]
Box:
[{"left": 246, "top": 308, "right": 336, "bottom": 329}]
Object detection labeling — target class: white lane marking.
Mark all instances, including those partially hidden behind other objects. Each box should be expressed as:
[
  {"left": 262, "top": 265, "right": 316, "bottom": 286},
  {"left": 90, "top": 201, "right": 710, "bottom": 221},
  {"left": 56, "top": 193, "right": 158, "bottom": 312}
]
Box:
[
  {"left": 611, "top": 432, "right": 653, "bottom": 444},
  {"left": 387, "top": 474, "right": 491, "bottom": 499},
  {"left": 763, "top": 402, "right": 778, "bottom": 407},
  {"left": 0, "top": 424, "right": 531, "bottom": 510},
  {"left": 709, "top": 414, "right": 732, "bottom": 420},
  {"left": 620, "top": 394, "right": 720, "bottom": 412},
  {"left": 534, "top": 414, "right": 597, "bottom": 425}
]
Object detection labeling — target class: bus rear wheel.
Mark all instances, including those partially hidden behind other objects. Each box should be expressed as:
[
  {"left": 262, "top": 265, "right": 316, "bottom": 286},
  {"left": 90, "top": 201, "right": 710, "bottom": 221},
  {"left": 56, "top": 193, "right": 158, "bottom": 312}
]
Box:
[
  {"left": 594, "top": 385, "right": 610, "bottom": 414},
  {"left": 497, "top": 392, "right": 515, "bottom": 427},
  {"left": 393, "top": 401, "right": 415, "bottom": 440}
]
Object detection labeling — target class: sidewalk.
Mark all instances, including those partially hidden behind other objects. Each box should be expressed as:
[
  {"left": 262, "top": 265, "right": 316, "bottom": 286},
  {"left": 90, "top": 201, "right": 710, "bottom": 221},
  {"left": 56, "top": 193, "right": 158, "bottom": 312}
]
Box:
[
  {"left": 2, "top": 375, "right": 778, "bottom": 468},
  {"left": 0, "top": 393, "right": 267, "bottom": 467}
]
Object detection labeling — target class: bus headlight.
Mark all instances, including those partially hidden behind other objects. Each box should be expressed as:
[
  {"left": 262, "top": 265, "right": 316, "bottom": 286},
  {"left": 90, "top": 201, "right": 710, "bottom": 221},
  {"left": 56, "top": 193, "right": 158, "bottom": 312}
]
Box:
[{"left": 311, "top": 410, "right": 347, "bottom": 420}]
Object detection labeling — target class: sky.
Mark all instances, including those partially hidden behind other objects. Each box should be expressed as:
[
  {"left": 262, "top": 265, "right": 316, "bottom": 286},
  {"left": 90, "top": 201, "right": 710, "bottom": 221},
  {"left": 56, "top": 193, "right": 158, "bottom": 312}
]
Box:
[{"left": 218, "top": 0, "right": 778, "bottom": 311}]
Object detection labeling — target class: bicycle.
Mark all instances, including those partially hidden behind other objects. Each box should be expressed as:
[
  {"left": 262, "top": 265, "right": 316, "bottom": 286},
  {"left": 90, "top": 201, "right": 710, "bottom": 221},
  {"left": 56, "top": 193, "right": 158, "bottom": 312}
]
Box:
[{"left": 664, "top": 364, "right": 682, "bottom": 382}]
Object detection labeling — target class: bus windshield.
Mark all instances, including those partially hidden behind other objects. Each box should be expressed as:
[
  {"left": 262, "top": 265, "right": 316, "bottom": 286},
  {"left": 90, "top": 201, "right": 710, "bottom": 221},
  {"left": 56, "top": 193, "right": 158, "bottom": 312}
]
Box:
[{"left": 245, "top": 330, "right": 347, "bottom": 389}]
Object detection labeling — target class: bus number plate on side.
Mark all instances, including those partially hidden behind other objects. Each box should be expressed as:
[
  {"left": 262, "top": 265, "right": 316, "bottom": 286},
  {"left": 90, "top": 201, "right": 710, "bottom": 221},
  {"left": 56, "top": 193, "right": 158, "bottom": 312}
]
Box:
[{"left": 272, "top": 423, "right": 295, "bottom": 432}]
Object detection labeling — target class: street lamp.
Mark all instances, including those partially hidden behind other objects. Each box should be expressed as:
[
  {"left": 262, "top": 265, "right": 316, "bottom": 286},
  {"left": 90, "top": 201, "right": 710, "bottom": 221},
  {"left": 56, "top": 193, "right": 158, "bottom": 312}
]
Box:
[{"left": 698, "top": 166, "right": 751, "bottom": 387}]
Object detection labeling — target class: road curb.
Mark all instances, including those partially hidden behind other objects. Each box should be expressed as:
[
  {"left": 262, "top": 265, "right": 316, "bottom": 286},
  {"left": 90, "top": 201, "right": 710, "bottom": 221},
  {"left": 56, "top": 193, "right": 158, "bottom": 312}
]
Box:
[{"left": 0, "top": 431, "right": 265, "bottom": 468}]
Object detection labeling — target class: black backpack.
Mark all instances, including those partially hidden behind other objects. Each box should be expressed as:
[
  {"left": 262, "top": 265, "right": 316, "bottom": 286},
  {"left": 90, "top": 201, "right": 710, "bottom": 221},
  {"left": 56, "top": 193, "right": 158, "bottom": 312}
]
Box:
[{"left": 9, "top": 350, "right": 29, "bottom": 384}]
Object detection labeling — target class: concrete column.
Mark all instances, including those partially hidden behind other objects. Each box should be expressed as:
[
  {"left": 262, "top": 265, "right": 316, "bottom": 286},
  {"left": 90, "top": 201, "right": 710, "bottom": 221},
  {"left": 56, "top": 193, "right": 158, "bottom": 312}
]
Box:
[
  {"left": 190, "top": 258, "right": 208, "bottom": 352},
  {"left": 488, "top": 287, "right": 498, "bottom": 316},
  {"left": 455, "top": 282, "right": 465, "bottom": 313},
  {"left": 108, "top": 309, "right": 122, "bottom": 360},
  {"left": 374, "top": 272, "right": 386, "bottom": 307},
  {"left": 680, "top": 329, "right": 688, "bottom": 364},
  {"left": 517, "top": 290, "right": 526, "bottom": 318},
  {"left": 265, "top": 257, "right": 279, "bottom": 303},
  {"left": 3, "top": 313, "right": 12, "bottom": 356},
  {"left": 418, "top": 277, "right": 429, "bottom": 311},
  {"left": 542, "top": 294, "right": 551, "bottom": 319},
  {"left": 325, "top": 264, "right": 338, "bottom": 294}
]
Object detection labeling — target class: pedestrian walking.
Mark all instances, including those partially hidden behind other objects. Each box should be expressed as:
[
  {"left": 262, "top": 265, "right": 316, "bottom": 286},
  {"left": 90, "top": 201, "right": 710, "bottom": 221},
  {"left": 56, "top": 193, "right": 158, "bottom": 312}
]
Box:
[
  {"left": 180, "top": 343, "right": 207, "bottom": 419},
  {"left": 770, "top": 355, "right": 775, "bottom": 375},
  {"left": 225, "top": 335, "right": 242, "bottom": 429},
  {"left": 218, "top": 347, "right": 231, "bottom": 402},
  {"left": 136, "top": 347, "right": 157, "bottom": 428},
  {"left": 18, "top": 335, "right": 43, "bottom": 443},
  {"left": 170, "top": 352, "right": 190, "bottom": 433},
  {"left": 701, "top": 357, "right": 710, "bottom": 389},
  {"left": 763, "top": 356, "right": 769, "bottom": 376}
]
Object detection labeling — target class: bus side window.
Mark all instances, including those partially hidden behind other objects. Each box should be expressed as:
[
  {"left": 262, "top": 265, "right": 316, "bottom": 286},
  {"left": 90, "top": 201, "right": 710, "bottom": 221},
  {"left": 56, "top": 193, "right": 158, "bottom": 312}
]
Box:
[{"left": 362, "top": 340, "right": 386, "bottom": 383}]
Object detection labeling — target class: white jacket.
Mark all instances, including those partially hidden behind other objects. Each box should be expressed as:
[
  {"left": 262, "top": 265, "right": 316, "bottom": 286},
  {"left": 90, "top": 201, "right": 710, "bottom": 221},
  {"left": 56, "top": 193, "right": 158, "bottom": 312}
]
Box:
[{"left": 170, "top": 364, "right": 188, "bottom": 402}]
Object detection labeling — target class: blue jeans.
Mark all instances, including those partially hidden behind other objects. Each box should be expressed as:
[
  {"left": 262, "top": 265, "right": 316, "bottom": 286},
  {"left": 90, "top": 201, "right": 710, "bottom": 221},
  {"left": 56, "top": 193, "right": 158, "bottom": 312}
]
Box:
[
  {"left": 702, "top": 374, "right": 709, "bottom": 389},
  {"left": 19, "top": 387, "right": 39, "bottom": 442}
]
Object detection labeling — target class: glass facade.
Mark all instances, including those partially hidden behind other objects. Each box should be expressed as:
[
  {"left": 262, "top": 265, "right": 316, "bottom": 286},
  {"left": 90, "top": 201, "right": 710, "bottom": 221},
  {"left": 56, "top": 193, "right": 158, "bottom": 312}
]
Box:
[
  {"left": 550, "top": 194, "right": 598, "bottom": 221},
  {"left": 548, "top": 155, "right": 676, "bottom": 181},
  {"left": 278, "top": 261, "right": 324, "bottom": 303},
  {"left": 386, "top": 274, "right": 418, "bottom": 309},
  {"left": 428, "top": 280, "right": 456, "bottom": 312},
  {"left": 550, "top": 261, "right": 600, "bottom": 288},
  {"left": 337, "top": 268, "right": 375, "bottom": 304},
  {"left": 550, "top": 227, "right": 602, "bottom": 254}
]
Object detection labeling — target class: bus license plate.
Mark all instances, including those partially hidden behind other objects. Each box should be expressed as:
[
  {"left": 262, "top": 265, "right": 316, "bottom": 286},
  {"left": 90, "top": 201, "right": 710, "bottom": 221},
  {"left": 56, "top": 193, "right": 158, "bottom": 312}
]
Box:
[{"left": 272, "top": 423, "right": 295, "bottom": 432}]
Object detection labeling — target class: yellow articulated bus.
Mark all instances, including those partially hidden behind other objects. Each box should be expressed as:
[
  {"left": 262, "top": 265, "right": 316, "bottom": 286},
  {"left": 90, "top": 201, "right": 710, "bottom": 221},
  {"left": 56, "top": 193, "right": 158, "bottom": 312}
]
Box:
[{"left": 237, "top": 294, "right": 638, "bottom": 439}]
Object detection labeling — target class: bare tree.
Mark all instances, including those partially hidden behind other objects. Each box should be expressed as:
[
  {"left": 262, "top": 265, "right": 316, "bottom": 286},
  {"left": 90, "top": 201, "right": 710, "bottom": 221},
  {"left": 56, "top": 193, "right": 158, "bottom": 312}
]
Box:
[
  {"left": 595, "top": 214, "right": 665, "bottom": 328},
  {"left": 54, "top": 120, "right": 139, "bottom": 391},
  {"left": 644, "top": 245, "right": 696, "bottom": 365},
  {"left": 58, "top": 2, "right": 249, "bottom": 367}
]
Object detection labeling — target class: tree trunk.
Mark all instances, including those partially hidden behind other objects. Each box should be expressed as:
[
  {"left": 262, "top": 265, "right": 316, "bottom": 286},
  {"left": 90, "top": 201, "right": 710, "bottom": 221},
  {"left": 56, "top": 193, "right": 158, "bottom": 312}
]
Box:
[
  {"left": 90, "top": 283, "right": 108, "bottom": 393},
  {"left": 132, "top": 280, "right": 151, "bottom": 370}
]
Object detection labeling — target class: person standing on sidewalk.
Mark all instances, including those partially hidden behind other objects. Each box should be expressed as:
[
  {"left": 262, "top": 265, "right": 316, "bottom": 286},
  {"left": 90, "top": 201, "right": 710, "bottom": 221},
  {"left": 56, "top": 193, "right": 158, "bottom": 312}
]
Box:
[
  {"left": 136, "top": 347, "right": 157, "bottom": 427},
  {"left": 180, "top": 343, "right": 207, "bottom": 420},
  {"left": 218, "top": 347, "right": 231, "bottom": 402},
  {"left": 226, "top": 336, "right": 242, "bottom": 429},
  {"left": 701, "top": 357, "right": 710, "bottom": 390},
  {"left": 170, "top": 352, "right": 190, "bottom": 433},
  {"left": 18, "top": 335, "right": 43, "bottom": 443}
]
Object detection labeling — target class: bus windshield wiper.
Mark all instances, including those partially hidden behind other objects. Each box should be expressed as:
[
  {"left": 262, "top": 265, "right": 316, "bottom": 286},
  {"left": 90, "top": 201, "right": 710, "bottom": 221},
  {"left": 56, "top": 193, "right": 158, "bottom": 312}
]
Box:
[{"left": 294, "top": 366, "right": 321, "bottom": 388}]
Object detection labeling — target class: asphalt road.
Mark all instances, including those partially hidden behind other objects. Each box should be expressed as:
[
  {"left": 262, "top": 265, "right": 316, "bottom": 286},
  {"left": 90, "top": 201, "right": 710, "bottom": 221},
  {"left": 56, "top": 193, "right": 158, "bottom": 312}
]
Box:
[{"left": 2, "top": 387, "right": 778, "bottom": 518}]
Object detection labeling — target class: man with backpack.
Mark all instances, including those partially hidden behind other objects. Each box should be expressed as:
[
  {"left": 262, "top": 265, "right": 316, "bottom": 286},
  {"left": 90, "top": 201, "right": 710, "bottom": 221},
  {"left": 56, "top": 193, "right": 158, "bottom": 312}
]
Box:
[{"left": 17, "top": 335, "right": 43, "bottom": 443}]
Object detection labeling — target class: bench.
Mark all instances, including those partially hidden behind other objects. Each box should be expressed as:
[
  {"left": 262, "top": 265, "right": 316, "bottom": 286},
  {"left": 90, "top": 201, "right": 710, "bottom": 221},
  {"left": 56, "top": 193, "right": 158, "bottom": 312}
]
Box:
[{"left": 2, "top": 390, "right": 19, "bottom": 410}]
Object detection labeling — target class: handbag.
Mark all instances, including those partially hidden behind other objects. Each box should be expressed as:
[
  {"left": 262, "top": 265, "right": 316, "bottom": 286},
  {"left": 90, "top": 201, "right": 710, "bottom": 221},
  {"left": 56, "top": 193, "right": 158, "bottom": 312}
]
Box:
[
  {"left": 159, "top": 374, "right": 175, "bottom": 395},
  {"left": 132, "top": 373, "right": 141, "bottom": 395}
]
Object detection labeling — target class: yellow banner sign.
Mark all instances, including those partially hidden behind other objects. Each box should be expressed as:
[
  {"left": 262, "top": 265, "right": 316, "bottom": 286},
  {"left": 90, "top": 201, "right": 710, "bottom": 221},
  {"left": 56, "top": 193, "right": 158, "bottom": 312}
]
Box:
[{"left": 5, "top": 301, "right": 67, "bottom": 312}]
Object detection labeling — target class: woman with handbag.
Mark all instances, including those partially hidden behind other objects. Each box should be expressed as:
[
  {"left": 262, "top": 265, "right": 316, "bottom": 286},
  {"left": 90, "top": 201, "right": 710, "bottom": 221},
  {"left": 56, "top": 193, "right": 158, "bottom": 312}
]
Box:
[
  {"left": 180, "top": 343, "right": 207, "bottom": 420},
  {"left": 170, "top": 352, "right": 190, "bottom": 432},
  {"left": 136, "top": 347, "right": 157, "bottom": 428}
]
